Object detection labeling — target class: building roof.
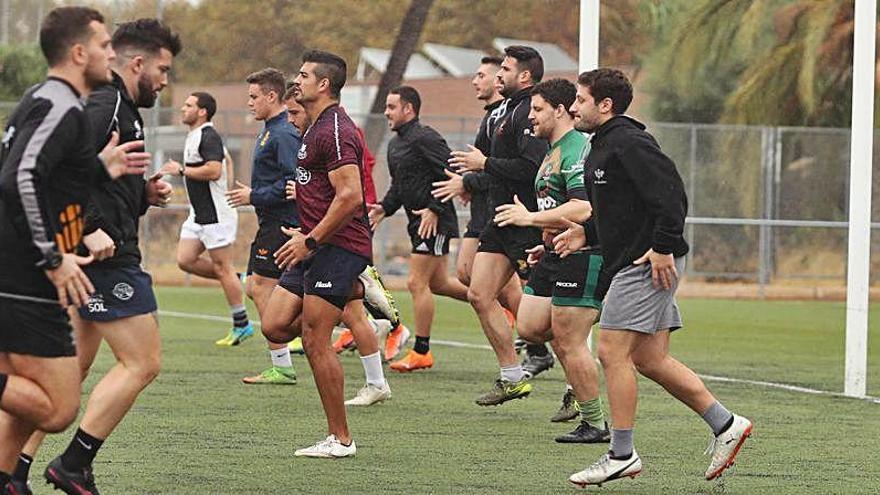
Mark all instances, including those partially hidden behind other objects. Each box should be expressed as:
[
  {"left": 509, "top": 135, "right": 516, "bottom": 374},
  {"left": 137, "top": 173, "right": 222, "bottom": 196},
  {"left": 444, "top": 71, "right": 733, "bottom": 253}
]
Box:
[
  {"left": 357, "top": 47, "right": 444, "bottom": 80},
  {"left": 492, "top": 37, "right": 577, "bottom": 72},
  {"left": 421, "top": 43, "right": 488, "bottom": 77}
]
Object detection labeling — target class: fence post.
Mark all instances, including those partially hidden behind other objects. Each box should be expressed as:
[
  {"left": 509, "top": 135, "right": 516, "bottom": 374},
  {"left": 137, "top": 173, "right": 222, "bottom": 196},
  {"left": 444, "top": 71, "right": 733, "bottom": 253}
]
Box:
[
  {"left": 686, "top": 124, "right": 697, "bottom": 278},
  {"left": 757, "top": 127, "right": 775, "bottom": 297}
]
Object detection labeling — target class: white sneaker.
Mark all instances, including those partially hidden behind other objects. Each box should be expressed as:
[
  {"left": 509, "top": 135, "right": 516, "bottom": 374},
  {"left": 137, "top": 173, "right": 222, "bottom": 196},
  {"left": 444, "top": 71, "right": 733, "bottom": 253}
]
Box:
[
  {"left": 568, "top": 451, "right": 642, "bottom": 488},
  {"left": 345, "top": 382, "right": 392, "bottom": 406},
  {"left": 359, "top": 266, "right": 400, "bottom": 324},
  {"left": 294, "top": 435, "right": 356, "bottom": 458},
  {"left": 705, "top": 414, "right": 752, "bottom": 480}
]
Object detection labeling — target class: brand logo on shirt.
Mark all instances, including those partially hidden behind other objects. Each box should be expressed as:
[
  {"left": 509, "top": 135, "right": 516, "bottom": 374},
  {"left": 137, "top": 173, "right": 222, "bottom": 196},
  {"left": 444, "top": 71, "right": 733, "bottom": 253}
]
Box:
[
  {"left": 1, "top": 126, "right": 14, "bottom": 147},
  {"left": 133, "top": 120, "right": 143, "bottom": 139},
  {"left": 296, "top": 166, "right": 311, "bottom": 185},
  {"left": 314, "top": 281, "right": 332, "bottom": 289},
  {"left": 260, "top": 130, "right": 271, "bottom": 147},
  {"left": 112, "top": 282, "right": 135, "bottom": 301},
  {"left": 298, "top": 143, "right": 307, "bottom": 160},
  {"left": 556, "top": 281, "right": 579, "bottom": 288},
  {"left": 593, "top": 168, "right": 607, "bottom": 185},
  {"left": 537, "top": 196, "right": 557, "bottom": 211}
]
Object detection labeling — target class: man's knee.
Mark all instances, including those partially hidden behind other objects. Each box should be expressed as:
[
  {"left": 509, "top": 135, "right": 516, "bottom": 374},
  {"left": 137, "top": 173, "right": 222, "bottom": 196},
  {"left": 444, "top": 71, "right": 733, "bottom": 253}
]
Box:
[
  {"left": 517, "top": 324, "right": 547, "bottom": 345},
  {"left": 39, "top": 397, "right": 80, "bottom": 433},
  {"left": 467, "top": 286, "right": 491, "bottom": 311},
  {"left": 407, "top": 274, "right": 429, "bottom": 294},
  {"left": 211, "top": 258, "right": 233, "bottom": 277},
  {"left": 176, "top": 257, "right": 193, "bottom": 273}
]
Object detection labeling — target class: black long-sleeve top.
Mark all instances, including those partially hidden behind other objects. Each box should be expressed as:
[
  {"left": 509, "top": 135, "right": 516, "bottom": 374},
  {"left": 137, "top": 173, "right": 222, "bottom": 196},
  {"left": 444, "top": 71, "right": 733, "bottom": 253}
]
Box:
[
  {"left": 462, "top": 99, "right": 503, "bottom": 233},
  {"left": 0, "top": 77, "right": 110, "bottom": 298},
  {"left": 380, "top": 118, "right": 459, "bottom": 236},
  {"left": 586, "top": 115, "right": 689, "bottom": 277}
]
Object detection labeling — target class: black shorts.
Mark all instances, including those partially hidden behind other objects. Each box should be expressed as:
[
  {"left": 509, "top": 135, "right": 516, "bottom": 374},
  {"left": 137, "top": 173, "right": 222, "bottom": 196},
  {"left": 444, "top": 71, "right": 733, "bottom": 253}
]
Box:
[
  {"left": 466, "top": 194, "right": 491, "bottom": 238},
  {"left": 247, "top": 219, "right": 293, "bottom": 279},
  {"left": 0, "top": 296, "right": 75, "bottom": 357},
  {"left": 525, "top": 248, "right": 608, "bottom": 309},
  {"left": 278, "top": 244, "right": 370, "bottom": 309},
  {"left": 408, "top": 227, "right": 453, "bottom": 256},
  {"left": 477, "top": 223, "right": 542, "bottom": 280},
  {"left": 78, "top": 265, "right": 157, "bottom": 321}
]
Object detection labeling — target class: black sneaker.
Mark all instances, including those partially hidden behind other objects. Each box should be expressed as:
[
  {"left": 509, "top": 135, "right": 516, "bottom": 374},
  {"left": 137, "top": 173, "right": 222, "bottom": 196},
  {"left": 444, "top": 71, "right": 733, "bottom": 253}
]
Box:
[
  {"left": 555, "top": 421, "right": 611, "bottom": 444},
  {"left": 3, "top": 479, "right": 33, "bottom": 495},
  {"left": 521, "top": 352, "right": 554, "bottom": 379},
  {"left": 44, "top": 456, "right": 100, "bottom": 495},
  {"left": 550, "top": 388, "right": 580, "bottom": 422},
  {"left": 513, "top": 338, "right": 527, "bottom": 354}
]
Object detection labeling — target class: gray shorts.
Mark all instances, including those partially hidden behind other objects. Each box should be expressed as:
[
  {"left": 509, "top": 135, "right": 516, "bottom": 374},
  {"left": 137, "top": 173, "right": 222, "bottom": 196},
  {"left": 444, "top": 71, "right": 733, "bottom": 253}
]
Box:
[{"left": 599, "top": 257, "right": 686, "bottom": 334}]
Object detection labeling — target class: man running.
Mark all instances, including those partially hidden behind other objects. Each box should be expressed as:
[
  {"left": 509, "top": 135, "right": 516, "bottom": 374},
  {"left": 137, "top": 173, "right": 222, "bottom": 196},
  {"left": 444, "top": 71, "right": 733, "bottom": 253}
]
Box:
[
  {"left": 493, "top": 78, "right": 609, "bottom": 443},
  {"left": 369, "top": 85, "right": 469, "bottom": 372},
  {"left": 158, "top": 92, "right": 251, "bottom": 342},
  {"left": 0, "top": 8, "right": 150, "bottom": 494}
]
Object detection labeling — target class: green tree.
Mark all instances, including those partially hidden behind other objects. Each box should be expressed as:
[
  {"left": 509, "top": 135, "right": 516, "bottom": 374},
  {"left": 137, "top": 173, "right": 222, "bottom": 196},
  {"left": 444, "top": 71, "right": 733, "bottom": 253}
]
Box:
[{"left": 0, "top": 43, "right": 45, "bottom": 100}]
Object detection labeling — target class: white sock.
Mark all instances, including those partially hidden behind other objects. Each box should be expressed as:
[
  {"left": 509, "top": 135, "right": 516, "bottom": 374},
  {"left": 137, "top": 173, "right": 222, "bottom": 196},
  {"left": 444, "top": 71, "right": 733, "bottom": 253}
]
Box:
[
  {"left": 360, "top": 351, "right": 386, "bottom": 387},
  {"left": 270, "top": 347, "right": 292, "bottom": 368},
  {"left": 500, "top": 364, "right": 525, "bottom": 383},
  {"left": 566, "top": 383, "right": 573, "bottom": 391}
]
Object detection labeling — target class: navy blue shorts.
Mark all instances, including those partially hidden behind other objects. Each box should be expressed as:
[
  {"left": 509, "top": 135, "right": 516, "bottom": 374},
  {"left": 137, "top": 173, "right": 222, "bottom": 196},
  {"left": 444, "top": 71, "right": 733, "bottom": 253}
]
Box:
[
  {"left": 78, "top": 265, "right": 157, "bottom": 321},
  {"left": 278, "top": 244, "right": 369, "bottom": 309}
]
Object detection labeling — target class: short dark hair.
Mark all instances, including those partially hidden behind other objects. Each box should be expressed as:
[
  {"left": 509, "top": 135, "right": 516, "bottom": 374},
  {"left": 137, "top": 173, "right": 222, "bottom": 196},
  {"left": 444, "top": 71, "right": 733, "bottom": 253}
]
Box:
[
  {"left": 282, "top": 85, "right": 297, "bottom": 102},
  {"left": 112, "top": 18, "right": 181, "bottom": 57},
  {"left": 191, "top": 92, "right": 216, "bottom": 121},
  {"left": 531, "top": 78, "right": 576, "bottom": 115},
  {"left": 302, "top": 50, "right": 347, "bottom": 99},
  {"left": 246, "top": 68, "right": 286, "bottom": 100},
  {"left": 390, "top": 85, "right": 421, "bottom": 116},
  {"left": 503, "top": 45, "right": 544, "bottom": 84},
  {"left": 577, "top": 68, "right": 633, "bottom": 114},
  {"left": 39, "top": 6, "right": 105, "bottom": 67},
  {"left": 480, "top": 55, "right": 503, "bottom": 66}
]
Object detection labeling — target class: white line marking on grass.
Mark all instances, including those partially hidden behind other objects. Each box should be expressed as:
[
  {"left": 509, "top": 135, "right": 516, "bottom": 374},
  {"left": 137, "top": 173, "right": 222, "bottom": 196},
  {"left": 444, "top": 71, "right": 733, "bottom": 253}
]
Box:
[{"left": 158, "top": 309, "right": 880, "bottom": 404}]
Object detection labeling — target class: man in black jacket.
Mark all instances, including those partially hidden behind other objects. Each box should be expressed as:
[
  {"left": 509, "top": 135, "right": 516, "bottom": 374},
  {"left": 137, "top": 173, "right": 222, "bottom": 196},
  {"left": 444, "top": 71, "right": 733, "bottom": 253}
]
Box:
[
  {"left": 0, "top": 7, "right": 151, "bottom": 494},
  {"left": 451, "top": 46, "right": 550, "bottom": 405},
  {"left": 561, "top": 69, "right": 752, "bottom": 488},
  {"left": 370, "top": 86, "right": 468, "bottom": 372},
  {"left": 15, "top": 19, "right": 179, "bottom": 495}
]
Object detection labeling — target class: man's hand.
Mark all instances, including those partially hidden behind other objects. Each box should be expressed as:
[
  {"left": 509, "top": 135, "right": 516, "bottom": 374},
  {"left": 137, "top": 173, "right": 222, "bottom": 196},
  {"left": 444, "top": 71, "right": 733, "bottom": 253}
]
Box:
[
  {"left": 82, "top": 229, "right": 115, "bottom": 261},
  {"left": 146, "top": 172, "right": 172, "bottom": 207},
  {"left": 368, "top": 204, "right": 385, "bottom": 229},
  {"left": 226, "top": 180, "right": 252, "bottom": 207},
  {"left": 448, "top": 144, "right": 487, "bottom": 172},
  {"left": 44, "top": 253, "right": 95, "bottom": 308},
  {"left": 494, "top": 195, "right": 533, "bottom": 227},
  {"left": 432, "top": 169, "right": 466, "bottom": 202},
  {"left": 99, "top": 132, "right": 151, "bottom": 179},
  {"left": 633, "top": 248, "right": 678, "bottom": 290},
  {"left": 413, "top": 208, "right": 439, "bottom": 239},
  {"left": 552, "top": 218, "right": 587, "bottom": 258},
  {"left": 286, "top": 179, "right": 297, "bottom": 201},
  {"left": 526, "top": 244, "right": 545, "bottom": 266},
  {"left": 273, "top": 226, "right": 310, "bottom": 270},
  {"left": 158, "top": 159, "right": 182, "bottom": 177}
]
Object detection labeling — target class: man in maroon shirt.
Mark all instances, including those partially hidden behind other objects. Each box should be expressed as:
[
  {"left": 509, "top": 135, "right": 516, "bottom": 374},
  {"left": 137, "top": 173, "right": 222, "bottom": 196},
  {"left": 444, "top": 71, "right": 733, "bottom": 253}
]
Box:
[{"left": 259, "top": 50, "right": 369, "bottom": 458}]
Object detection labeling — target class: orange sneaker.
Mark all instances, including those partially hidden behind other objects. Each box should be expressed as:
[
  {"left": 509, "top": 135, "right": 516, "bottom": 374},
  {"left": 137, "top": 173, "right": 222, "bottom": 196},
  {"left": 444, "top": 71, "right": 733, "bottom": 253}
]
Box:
[
  {"left": 332, "top": 329, "right": 355, "bottom": 353},
  {"left": 389, "top": 349, "right": 433, "bottom": 372},
  {"left": 503, "top": 308, "right": 516, "bottom": 329},
  {"left": 383, "top": 324, "right": 411, "bottom": 361}
]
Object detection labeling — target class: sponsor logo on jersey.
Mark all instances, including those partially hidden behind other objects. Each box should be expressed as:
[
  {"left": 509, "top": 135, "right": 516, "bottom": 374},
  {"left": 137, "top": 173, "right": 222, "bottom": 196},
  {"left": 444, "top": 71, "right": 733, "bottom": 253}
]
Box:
[
  {"left": 593, "top": 168, "right": 607, "bottom": 184},
  {"left": 112, "top": 282, "right": 134, "bottom": 301},
  {"left": 133, "top": 120, "right": 144, "bottom": 139},
  {"left": 87, "top": 294, "right": 108, "bottom": 313},
  {"left": 296, "top": 166, "right": 311, "bottom": 185},
  {"left": 314, "top": 281, "right": 332, "bottom": 289},
  {"left": 556, "top": 281, "right": 578, "bottom": 288},
  {"left": 298, "top": 143, "right": 307, "bottom": 160},
  {"left": 1, "top": 126, "right": 14, "bottom": 147}
]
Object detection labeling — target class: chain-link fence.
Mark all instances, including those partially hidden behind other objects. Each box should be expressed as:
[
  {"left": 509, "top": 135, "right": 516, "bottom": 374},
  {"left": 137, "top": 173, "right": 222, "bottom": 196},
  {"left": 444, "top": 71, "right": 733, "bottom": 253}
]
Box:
[{"left": 3, "top": 102, "right": 878, "bottom": 290}]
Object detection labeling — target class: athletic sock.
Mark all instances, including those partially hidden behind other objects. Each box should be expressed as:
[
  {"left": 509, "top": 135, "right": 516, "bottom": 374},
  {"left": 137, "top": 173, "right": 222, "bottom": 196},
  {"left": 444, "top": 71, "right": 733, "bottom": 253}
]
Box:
[
  {"left": 565, "top": 383, "right": 574, "bottom": 391},
  {"left": 270, "top": 347, "right": 293, "bottom": 369},
  {"left": 12, "top": 453, "right": 32, "bottom": 481},
  {"left": 360, "top": 351, "right": 386, "bottom": 387},
  {"left": 577, "top": 398, "right": 605, "bottom": 429},
  {"left": 702, "top": 401, "right": 734, "bottom": 436},
  {"left": 609, "top": 428, "right": 634, "bottom": 459},
  {"left": 413, "top": 336, "right": 430, "bottom": 355},
  {"left": 500, "top": 364, "right": 525, "bottom": 383},
  {"left": 526, "top": 343, "right": 549, "bottom": 357},
  {"left": 231, "top": 304, "right": 249, "bottom": 329},
  {"left": 61, "top": 428, "right": 104, "bottom": 471}
]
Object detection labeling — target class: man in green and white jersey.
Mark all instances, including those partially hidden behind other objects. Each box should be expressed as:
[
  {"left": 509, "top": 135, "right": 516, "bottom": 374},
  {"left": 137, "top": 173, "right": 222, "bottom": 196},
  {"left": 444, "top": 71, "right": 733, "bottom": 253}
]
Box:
[{"left": 494, "top": 78, "right": 609, "bottom": 443}]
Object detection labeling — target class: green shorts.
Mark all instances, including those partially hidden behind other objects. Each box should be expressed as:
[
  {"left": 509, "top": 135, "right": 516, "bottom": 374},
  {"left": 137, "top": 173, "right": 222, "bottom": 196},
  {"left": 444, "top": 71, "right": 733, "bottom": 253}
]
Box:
[{"left": 524, "top": 248, "right": 607, "bottom": 309}]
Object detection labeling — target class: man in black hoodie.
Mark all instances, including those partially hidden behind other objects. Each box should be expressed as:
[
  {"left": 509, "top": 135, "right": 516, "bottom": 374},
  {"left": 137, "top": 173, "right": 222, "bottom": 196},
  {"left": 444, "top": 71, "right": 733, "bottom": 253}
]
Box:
[{"left": 560, "top": 68, "right": 752, "bottom": 488}]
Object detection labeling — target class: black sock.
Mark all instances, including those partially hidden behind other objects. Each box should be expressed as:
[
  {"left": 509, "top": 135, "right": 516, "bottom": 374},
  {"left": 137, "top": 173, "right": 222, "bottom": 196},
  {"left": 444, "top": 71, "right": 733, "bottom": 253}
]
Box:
[
  {"left": 0, "top": 470, "right": 11, "bottom": 486},
  {"left": 0, "top": 373, "right": 7, "bottom": 401},
  {"left": 232, "top": 309, "right": 249, "bottom": 329},
  {"left": 12, "top": 454, "right": 32, "bottom": 481},
  {"left": 413, "top": 336, "right": 430, "bottom": 355},
  {"left": 526, "top": 343, "right": 549, "bottom": 357},
  {"left": 60, "top": 428, "right": 104, "bottom": 471}
]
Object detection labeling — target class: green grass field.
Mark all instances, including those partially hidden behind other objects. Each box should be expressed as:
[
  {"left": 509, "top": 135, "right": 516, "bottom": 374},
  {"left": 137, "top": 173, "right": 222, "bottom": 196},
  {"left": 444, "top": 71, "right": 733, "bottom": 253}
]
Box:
[{"left": 30, "top": 287, "right": 880, "bottom": 494}]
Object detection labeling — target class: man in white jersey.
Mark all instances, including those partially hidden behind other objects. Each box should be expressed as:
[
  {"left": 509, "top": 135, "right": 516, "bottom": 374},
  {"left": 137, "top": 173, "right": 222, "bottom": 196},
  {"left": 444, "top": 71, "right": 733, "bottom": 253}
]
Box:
[{"left": 159, "top": 92, "right": 252, "bottom": 340}]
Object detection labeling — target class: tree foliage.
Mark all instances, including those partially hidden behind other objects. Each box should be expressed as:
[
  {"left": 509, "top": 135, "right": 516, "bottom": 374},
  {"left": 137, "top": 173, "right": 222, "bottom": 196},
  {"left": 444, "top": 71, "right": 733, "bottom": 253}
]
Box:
[{"left": 0, "top": 43, "right": 45, "bottom": 101}]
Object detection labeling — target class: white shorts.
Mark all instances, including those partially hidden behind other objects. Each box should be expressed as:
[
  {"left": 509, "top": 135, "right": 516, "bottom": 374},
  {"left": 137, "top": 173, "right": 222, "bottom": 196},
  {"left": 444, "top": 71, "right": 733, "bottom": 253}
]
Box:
[{"left": 180, "top": 214, "right": 238, "bottom": 250}]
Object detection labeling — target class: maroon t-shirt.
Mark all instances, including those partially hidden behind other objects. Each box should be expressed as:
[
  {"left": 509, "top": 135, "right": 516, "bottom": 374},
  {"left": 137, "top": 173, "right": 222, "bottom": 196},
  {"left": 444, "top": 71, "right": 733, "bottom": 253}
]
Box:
[{"left": 296, "top": 104, "right": 372, "bottom": 260}]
